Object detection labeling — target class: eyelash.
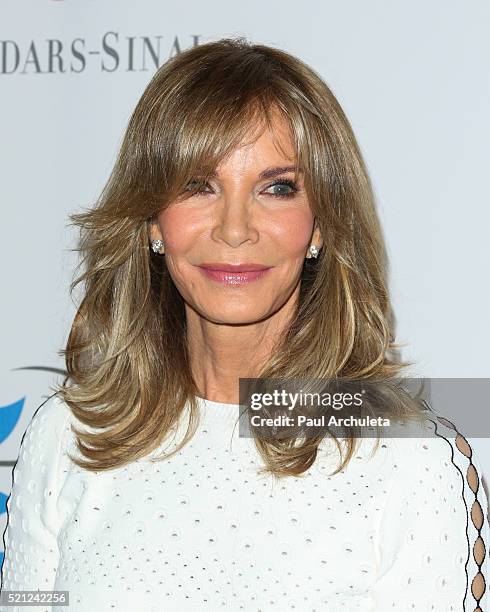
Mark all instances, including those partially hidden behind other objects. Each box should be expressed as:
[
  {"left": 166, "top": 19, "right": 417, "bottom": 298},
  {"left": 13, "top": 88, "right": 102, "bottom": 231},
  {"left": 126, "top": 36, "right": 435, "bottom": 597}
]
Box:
[
  {"left": 183, "top": 178, "right": 299, "bottom": 199},
  {"left": 266, "top": 178, "right": 298, "bottom": 198}
]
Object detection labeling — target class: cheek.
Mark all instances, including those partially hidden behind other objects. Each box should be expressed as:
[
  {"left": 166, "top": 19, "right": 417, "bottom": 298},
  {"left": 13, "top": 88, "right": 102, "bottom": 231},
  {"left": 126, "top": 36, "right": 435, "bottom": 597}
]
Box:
[
  {"left": 266, "top": 208, "right": 315, "bottom": 255},
  {"left": 157, "top": 206, "right": 200, "bottom": 252}
]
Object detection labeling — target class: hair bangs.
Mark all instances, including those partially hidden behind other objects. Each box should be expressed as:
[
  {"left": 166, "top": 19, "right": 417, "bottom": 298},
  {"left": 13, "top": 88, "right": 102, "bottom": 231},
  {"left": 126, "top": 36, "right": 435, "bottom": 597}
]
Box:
[{"left": 141, "top": 49, "right": 310, "bottom": 211}]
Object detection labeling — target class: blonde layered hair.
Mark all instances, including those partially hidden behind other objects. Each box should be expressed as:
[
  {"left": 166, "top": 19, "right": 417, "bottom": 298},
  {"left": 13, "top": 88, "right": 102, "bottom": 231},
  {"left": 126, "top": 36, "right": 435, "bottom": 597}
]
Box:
[{"left": 56, "top": 37, "right": 427, "bottom": 477}]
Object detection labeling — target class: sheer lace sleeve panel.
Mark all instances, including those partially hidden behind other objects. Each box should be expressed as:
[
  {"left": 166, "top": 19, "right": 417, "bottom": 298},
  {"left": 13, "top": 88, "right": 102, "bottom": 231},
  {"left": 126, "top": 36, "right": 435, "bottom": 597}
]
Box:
[{"left": 372, "top": 414, "right": 489, "bottom": 611}]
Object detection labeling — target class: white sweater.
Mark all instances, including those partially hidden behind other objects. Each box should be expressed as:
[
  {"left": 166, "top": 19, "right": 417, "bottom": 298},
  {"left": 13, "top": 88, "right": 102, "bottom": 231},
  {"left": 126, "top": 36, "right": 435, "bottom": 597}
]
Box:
[{"left": 0, "top": 392, "right": 488, "bottom": 611}]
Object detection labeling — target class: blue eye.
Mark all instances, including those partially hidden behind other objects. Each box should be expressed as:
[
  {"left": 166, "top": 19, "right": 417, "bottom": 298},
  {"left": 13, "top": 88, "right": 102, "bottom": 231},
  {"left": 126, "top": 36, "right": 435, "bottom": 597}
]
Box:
[{"left": 264, "top": 179, "right": 298, "bottom": 198}]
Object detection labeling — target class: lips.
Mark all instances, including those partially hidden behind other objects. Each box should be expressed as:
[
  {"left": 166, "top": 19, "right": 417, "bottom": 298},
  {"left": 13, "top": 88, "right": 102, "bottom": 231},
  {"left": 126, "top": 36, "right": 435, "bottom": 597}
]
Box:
[
  {"left": 199, "top": 262, "right": 271, "bottom": 272},
  {"left": 197, "top": 262, "right": 272, "bottom": 285}
]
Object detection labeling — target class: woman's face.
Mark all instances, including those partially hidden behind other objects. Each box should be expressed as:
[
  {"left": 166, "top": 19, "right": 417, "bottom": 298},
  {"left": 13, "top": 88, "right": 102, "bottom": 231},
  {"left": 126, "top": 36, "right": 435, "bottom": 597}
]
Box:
[{"left": 149, "top": 112, "right": 323, "bottom": 325}]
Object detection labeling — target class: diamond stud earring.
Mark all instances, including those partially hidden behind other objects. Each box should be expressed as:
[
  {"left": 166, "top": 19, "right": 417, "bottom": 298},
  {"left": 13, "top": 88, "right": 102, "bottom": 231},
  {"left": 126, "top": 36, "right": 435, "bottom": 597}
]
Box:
[
  {"left": 151, "top": 239, "right": 164, "bottom": 254},
  {"left": 308, "top": 244, "right": 319, "bottom": 259}
]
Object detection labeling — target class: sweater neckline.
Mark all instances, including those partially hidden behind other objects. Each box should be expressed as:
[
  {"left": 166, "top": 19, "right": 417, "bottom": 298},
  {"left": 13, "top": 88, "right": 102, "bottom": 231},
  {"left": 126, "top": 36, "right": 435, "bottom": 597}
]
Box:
[{"left": 195, "top": 395, "right": 243, "bottom": 426}]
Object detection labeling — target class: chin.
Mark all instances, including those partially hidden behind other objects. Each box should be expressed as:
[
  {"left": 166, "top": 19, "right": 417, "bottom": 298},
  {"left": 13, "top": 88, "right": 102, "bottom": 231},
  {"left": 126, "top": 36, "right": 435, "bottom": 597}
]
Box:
[{"left": 199, "top": 304, "right": 272, "bottom": 326}]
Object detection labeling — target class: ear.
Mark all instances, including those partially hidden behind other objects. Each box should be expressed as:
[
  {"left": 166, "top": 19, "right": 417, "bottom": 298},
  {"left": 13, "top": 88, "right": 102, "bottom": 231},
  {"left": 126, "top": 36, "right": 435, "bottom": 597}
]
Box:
[
  {"left": 312, "top": 219, "right": 323, "bottom": 249},
  {"left": 148, "top": 219, "right": 163, "bottom": 243}
]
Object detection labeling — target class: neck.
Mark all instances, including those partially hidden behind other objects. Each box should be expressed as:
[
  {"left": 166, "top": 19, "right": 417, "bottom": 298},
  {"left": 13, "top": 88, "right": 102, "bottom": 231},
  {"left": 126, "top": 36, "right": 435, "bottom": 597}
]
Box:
[{"left": 185, "top": 290, "right": 298, "bottom": 404}]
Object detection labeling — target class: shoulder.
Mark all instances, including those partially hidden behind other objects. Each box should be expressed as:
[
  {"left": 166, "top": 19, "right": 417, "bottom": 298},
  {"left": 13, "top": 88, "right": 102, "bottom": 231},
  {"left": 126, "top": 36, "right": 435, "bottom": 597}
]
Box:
[
  {"left": 380, "top": 411, "right": 489, "bottom": 608},
  {"left": 19, "top": 391, "right": 73, "bottom": 450},
  {"left": 387, "top": 412, "right": 489, "bottom": 532},
  {"left": 389, "top": 412, "right": 488, "bottom": 501},
  {"left": 14, "top": 391, "right": 75, "bottom": 480}
]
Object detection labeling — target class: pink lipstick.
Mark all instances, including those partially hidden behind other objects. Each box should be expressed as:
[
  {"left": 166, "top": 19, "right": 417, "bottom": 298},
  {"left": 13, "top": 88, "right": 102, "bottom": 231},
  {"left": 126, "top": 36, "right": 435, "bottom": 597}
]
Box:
[{"left": 197, "top": 262, "right": 272, "bottom": 285}]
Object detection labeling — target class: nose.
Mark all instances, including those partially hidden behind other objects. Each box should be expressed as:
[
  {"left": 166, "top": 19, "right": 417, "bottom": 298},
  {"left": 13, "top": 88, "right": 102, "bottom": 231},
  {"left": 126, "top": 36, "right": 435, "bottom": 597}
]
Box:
[{"left": 211, "top": 191, "right": 259, "bottom": 248}]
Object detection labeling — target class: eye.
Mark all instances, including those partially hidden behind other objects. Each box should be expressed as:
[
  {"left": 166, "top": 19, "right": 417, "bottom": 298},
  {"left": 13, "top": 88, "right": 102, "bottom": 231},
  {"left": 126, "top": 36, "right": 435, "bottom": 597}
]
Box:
[
  {"left": 180, "top": 177, "right": 299, "bottom": 198},
  {"left": 183, "top": 179, "right": 212, "bottom": 195},
  {"left": 263, "top": 178, "right": 298, "bottom": 198}
]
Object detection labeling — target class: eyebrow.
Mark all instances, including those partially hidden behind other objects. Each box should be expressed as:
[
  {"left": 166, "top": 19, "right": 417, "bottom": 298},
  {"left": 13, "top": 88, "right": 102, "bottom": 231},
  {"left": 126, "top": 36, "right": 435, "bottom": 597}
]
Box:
[{"left": 205, "top": 165, "right": 301, "bottom": 180}]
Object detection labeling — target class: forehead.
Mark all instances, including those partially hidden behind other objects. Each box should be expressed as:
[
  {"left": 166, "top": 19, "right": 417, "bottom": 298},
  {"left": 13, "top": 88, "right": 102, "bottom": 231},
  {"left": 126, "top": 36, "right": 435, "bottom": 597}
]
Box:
[
  {"left": 215, "top": 110, "right": 296, "bottom": 171},
  {"left": 247, "top": 107, "right": 294, "bottom": 154}
]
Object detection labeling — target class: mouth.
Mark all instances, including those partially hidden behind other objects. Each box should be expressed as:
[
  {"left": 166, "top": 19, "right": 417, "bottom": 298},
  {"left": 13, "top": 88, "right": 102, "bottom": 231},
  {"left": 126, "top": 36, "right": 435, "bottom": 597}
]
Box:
[{"left": 197, "top": 262, "right": 273, "bottom": 285}]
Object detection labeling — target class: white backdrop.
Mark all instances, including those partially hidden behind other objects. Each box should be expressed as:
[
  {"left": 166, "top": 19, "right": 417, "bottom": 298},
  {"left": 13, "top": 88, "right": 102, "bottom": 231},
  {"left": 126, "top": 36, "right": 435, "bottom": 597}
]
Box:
[{"left": 1, "top": 0, "right": 489, "bottom": 565}]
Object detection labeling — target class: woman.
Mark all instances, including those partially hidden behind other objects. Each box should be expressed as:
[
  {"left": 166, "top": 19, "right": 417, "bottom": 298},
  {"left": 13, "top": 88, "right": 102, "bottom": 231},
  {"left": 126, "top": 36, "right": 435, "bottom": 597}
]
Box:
[{"left": 1, "top": 37, "right": 488, "bottom": 611}]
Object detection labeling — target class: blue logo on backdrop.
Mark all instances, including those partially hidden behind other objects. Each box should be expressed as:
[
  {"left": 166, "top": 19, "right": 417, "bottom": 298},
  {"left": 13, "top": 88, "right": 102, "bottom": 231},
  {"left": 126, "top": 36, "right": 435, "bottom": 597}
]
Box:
[
  {"left": 0, "top": 399, "right": 24, "bottom": 575},
  {"left": 0, "top": 398, "right": 24, "bottom": 444},
  {"left": 0, "top": 492, "right": 7, "bottom": 515}
]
